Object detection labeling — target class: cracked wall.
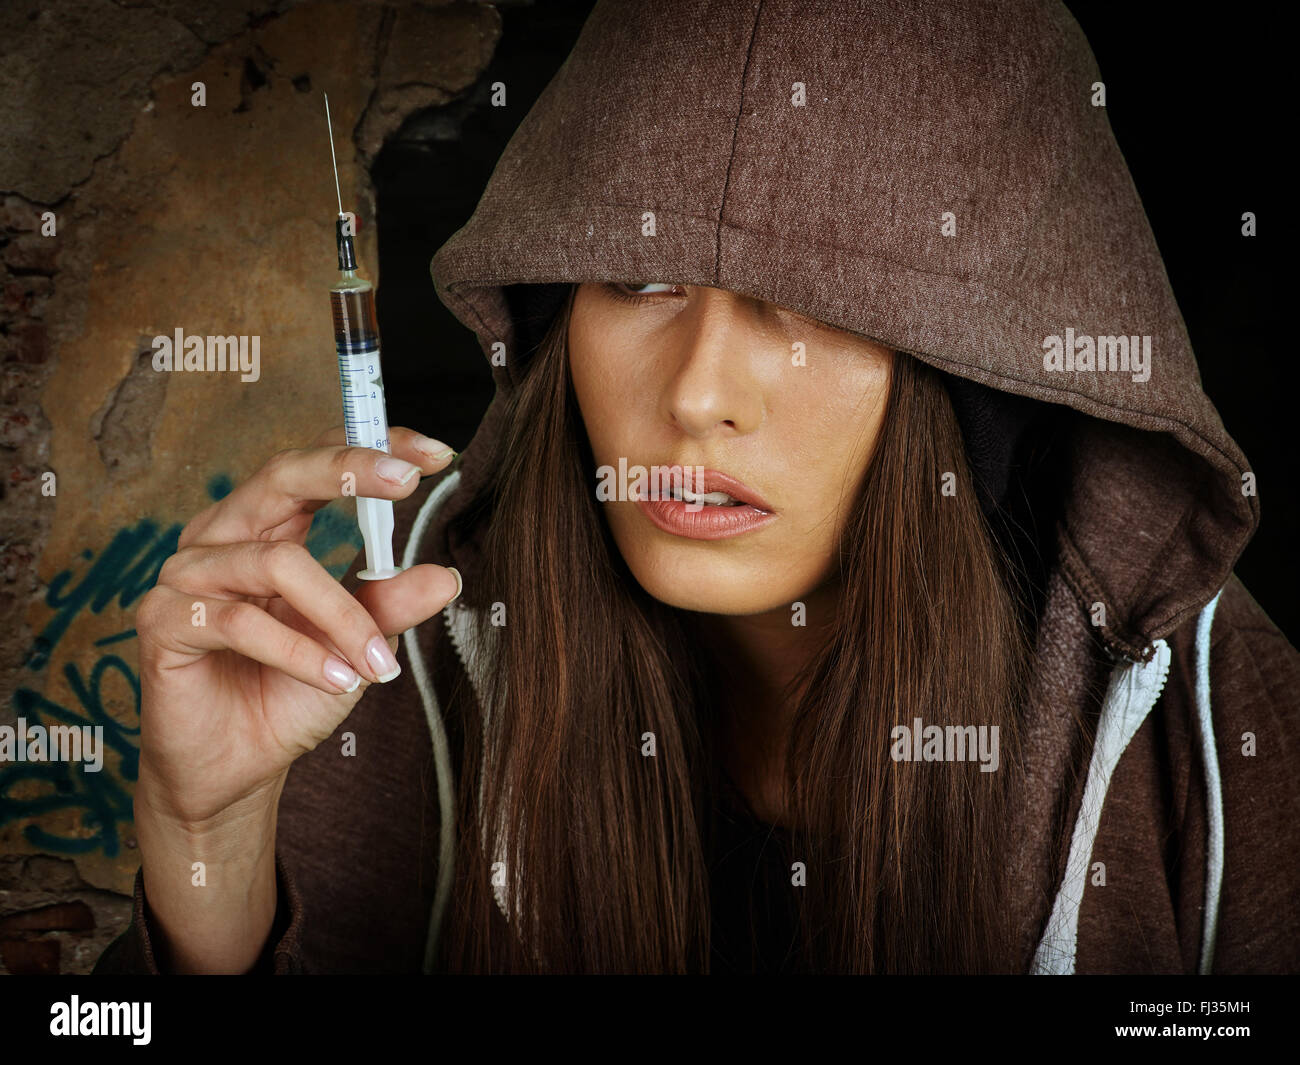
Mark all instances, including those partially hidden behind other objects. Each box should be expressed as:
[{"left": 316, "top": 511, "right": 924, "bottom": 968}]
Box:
[{"left": 0, "top": 0, "right": 501, "bottom": 974}]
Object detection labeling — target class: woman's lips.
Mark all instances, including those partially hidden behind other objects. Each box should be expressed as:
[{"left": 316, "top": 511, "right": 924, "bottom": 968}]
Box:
[{"left": 633, "top": 464, "right": 776, "bottom": 541}]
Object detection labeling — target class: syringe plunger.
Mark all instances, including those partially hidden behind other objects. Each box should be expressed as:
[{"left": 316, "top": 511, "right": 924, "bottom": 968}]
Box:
[{"left": 356, "top": 496, "right": 399, "bottom": 580}]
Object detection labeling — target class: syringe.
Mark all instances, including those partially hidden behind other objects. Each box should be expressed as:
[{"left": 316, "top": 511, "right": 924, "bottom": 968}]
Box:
[{"left": 324, "top": 93, "right": 402, "bottom": 581}]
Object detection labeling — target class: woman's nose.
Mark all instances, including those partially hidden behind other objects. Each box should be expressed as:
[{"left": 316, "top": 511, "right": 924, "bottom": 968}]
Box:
[{"left": 661, "top": 292, "right": 766, "bottom": 438}]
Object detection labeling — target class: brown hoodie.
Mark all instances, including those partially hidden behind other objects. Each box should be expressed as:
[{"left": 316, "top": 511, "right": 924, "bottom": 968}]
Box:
[{"left": 95, "top": 0, "right": 1300, "bottom": 974}]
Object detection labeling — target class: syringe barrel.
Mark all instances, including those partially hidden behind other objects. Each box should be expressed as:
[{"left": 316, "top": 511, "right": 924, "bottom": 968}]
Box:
[
  {"left": 331, "top": 275, "right": 401, "bottom": 580},
  {"left": 331, "top": 279, "right": 391, "bottom": 454}
]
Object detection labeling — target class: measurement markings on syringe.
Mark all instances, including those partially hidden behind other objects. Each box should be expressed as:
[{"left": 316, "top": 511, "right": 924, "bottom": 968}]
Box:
[{"left": 336, "top": 348, "right": 388, "bottom": 451}]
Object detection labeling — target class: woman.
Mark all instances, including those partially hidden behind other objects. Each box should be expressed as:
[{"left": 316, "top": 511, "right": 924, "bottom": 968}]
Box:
[{"left": 96, "top": 0, "right": 1299, "bottom": 974}]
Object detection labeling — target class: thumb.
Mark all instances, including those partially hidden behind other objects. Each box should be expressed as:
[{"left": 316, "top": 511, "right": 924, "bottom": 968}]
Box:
[{"left": 350, "top": 564, "right": 462, "bottom": 638}]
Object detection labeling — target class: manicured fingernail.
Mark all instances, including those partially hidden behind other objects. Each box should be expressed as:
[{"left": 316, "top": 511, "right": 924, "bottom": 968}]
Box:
[
  {"left": 413, "top": 435, "right": 456, "bottom": 462},
  {"left": 447, "top": 566, "right": 463, "bottom": 604},
  {"left": 365, "top": 636, "right": 401, "bottom": 683},
  {"left": 324, "top": 656, "right": 361, "bottom": 694},
  {"left": 376, "top": 457, "right": 421, "bottom": 485}
]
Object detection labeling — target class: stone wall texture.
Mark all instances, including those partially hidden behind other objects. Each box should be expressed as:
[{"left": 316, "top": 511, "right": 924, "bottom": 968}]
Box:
[{"left": 0, "top": 0, "right": 501, "bottom": 974}]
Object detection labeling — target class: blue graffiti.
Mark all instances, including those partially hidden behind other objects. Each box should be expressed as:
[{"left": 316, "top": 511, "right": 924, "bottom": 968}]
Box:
[
  {"left": 1, "top": 474, "right": 363, "bottom": 855},
  {"left": 3, "top": 655, "right": 139, "bottom": 856}
]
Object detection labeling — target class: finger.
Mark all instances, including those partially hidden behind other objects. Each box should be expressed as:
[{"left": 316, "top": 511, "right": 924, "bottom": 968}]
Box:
[
  {"left": 157, "top": 540, "right": 402, "bottom": 684},
  {"left": 310, "top": 424, "right": 457, "bottom": 468},
  {"left": 259, "top": 425, "right": 457, "bottom": 539},
  {"left": 180, "top": 442, "right": 436, "bottom": 550},
  {"left": 267, "top": 564, "right": 461, "bottom": 667},
  {"left": 348, "top": 563, "right": 463, "bottom": 636},
  {"left": 138, "top": 585, "right": 365, "bottom": 696}
]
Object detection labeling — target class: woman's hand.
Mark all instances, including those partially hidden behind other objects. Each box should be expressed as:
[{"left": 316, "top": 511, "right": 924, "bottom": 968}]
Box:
[
  {"left": 133, "top": 425, "right": 460, "bottom": 828},
  {"left": 130, "top": 425, "right": 459, "bottom": 973}
]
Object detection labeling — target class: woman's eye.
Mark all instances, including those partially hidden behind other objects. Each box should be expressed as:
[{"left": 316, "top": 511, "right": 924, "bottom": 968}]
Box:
[{"left": 603, "top": 281, "right": 681, "bottom": 303}]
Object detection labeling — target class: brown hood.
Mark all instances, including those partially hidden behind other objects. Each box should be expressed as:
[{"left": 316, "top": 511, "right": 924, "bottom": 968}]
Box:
[{"left": 429, "top": 0, "right": 1257, "bottom": 661}]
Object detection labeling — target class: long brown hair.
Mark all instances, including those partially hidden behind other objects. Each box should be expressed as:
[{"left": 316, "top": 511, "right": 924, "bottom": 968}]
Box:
[{"left": 439, "top": 285, "right": 1032, "bottom": 973}]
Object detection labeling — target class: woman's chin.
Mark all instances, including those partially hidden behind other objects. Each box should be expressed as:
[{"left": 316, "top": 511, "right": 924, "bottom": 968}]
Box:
[{"left": 620, "top": 547, "right": 806, "bottom": 616}]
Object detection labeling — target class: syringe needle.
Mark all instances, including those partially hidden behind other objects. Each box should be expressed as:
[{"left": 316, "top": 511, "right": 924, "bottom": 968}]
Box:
[{"left": 324, "top": 92, "right": 344, "bottom": 219}]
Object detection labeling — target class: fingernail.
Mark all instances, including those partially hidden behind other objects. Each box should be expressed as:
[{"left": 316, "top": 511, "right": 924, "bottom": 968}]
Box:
[
  {"left": 376, "top": 457, "right": 421, "bottom": 485},
  {"left": 324, "top": 656, "right": 361, "bottom": 693},
  {"left": 447, "top": 566, "right": 463, "bottom": 604},
  {"left": 413, "top": 435, "right": 456, "bottom": 462},
  {"left": 365, "top": 636, "right": 401, "bottom": 683}
]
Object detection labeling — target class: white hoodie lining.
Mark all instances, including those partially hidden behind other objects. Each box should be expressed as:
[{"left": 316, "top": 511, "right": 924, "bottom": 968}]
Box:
[
  {"left": 1030, "top": 639, "right": 1172, "bottom": 974},
  {"left": 1193, "top": 589, "right": 1224, "bottom": 974}
]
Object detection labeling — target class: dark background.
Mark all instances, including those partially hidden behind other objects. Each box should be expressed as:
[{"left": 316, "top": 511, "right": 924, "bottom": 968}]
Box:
[{"left": 371, "top": 0, "right": 1294, "bottom": 645}]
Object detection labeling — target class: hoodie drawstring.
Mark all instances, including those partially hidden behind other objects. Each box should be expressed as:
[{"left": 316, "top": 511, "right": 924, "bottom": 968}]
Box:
[
  {"left": 404, "top": 469, "right": 463, "bottom": 975},
  {"left": 1193, "top": 589, "right": 1224, "bottom": 975},
  {"left": 1032, "top": 590, "right": 1224, "bottom": 974}
]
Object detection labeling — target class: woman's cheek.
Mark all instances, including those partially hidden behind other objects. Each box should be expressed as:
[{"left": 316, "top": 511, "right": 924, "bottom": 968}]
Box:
[
  {"left": 571, "top": 368, "right": 626, "bottom": 474},
  {"left": 778, "top": 501, "right": 839, "bottom": 594}
]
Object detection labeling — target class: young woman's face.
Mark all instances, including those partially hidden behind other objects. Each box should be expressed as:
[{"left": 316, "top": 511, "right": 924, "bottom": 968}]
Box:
[{"left": 568, "top": 282, "right": 894, "bottom": 615}]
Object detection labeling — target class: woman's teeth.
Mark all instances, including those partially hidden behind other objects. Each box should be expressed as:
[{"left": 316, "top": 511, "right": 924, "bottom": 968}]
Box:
[{"left": 674, "top": 485, "right": 741, "bottom": 506}]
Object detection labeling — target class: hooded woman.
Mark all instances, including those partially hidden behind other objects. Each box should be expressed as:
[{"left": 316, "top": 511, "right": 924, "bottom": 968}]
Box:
[{"left": 98, "top": 0, "right": 1299, "bottom": 974}]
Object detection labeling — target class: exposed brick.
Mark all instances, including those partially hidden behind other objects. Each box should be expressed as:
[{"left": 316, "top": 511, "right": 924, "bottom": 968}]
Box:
[
  {"left": 23, "top": 856, "right": 86, "bottom": 894},
  {"left": 0, "top": 197, "right": 39, "bottom": 232},
  {"left": 4, "top": 275, "right": 53, "bottom": 315},
  {"left": 0, "top": 900, "right": 95, "bottom": 933},
  {"left": 6, "top": 321, "right": 46, "bottom": 365},
  {"left": 0, "top": 937, "right": 60, "bottom": 975},
  {"left": 1, "top": 543, "right": 36, "bottom": 582},
  {"left": 3, "top": 232, "right": 58, "bottom": 274},
  {"left": 1, "top": 410, "right": 33, "bottom": 446},
  {"left": 0, "top": 857, "right": 27, "bottom": 891}
]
